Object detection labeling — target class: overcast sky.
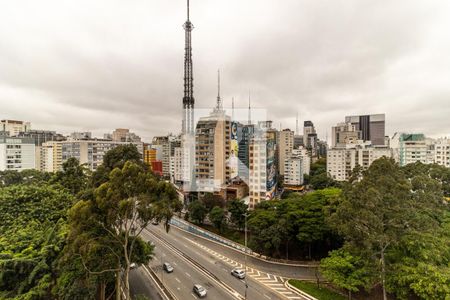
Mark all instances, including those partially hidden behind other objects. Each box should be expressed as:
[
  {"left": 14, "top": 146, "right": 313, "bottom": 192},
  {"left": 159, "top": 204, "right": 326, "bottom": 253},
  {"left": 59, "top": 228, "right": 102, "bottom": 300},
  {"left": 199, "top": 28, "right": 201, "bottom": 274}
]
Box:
[{"left": 1, "top": 0, "right": 449, "bottom": 142}]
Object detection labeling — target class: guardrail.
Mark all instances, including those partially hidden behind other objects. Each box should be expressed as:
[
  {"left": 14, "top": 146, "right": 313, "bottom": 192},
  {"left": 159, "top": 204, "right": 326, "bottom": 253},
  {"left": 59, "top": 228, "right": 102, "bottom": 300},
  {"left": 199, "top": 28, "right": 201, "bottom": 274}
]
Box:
[
  {"left": 169, "top": 216, "right": 318, "bottom": 267},
  {"left": 169, "top": 216, "right": 252, "bottom": 253},
  {"left": 142, "top": 265, "right": 177, "bottom": 300}
]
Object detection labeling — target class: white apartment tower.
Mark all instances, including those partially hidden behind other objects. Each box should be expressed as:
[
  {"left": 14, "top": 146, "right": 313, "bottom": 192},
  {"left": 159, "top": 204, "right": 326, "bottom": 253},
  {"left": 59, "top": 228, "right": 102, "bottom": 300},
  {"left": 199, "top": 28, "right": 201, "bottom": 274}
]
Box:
[
  {"left": 278, "top": 129, "right": 294, "bottom": 175},
  {"left": 0, "top": 137, "right": 35, "bottom": 171}
]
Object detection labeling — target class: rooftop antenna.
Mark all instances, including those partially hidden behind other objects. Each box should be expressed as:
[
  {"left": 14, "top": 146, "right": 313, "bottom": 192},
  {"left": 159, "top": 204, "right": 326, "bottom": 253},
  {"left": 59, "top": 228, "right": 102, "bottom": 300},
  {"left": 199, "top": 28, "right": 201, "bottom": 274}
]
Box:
[
  {"left": 248, "top": 90, "right": 251, "bottom": 125},
  {"left": 296, "top": 112, "right": 299, "bottom": 135},
  {"left": 232, "top": 97, "right": 235, "bottom": 121},
  {"left": 216, "top": 69, "right": 222, "bottom": 110}
]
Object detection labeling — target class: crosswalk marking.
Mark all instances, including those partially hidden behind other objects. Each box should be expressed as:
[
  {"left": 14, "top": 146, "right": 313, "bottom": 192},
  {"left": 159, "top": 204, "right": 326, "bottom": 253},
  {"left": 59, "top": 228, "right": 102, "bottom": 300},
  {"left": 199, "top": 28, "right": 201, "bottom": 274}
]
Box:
[{"left": 184, "top": 237, "right": 305, "bottom": 300}]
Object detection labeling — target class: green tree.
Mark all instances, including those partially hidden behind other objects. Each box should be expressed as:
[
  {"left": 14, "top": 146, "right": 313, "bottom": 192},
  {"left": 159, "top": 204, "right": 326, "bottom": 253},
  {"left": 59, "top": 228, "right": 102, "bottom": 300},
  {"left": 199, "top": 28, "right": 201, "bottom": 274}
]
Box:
[
  {"left": 209, "top": 206, "right": 226, "bottom": 233},
  {"left": 329, "top": 157, "right": 444, "bottom": 300},
  {"left": 201, "top": 192, "right": 224, "bottom": 211},
  {"left": 227, "top": 199, "right": 248, "bottom": 230},
  {"left": 0, "top": 183, "right": 74, "bottom": 299},
  {"left": 67, "top": 161, "right": 180, "bottom": 300},
  {"left": 320, "top": 249, "right": 373, "bottom": 299},
  {"left": 188, "top": 200, "right": 208, "bottom": 225},
  {"left": 90, "top": 144, "right": 144, "bottom": 188},
  {"left": 52, "top": 157, "right": 88, "bottom": 195}
]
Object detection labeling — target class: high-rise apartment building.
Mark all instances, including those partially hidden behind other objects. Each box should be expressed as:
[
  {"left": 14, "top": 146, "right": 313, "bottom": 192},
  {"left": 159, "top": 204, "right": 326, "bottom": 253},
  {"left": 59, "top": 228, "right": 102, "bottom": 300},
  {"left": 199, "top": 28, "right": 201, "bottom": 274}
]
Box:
[
  {"left": 327, "top": 142, "right": 391, "bottom": 181},
  {"left": 195, "top": 111, "right": 231, "bottom": 192},
  {"left": 390, "top": 133, "right": 435, "bottom": 166},
  {"left": 152, "top": 135, "right": 179, "bottom": 178},
  {"left": 277, "top": 129, "right": 294, "bottom": 175},
  {"left": 435, "top": 138, "right": 450, "bottom": 168},
  {"left": 248, "top": 122, "right": 277, "bottom": 209},
  {"left": 284, "top": 148, "right": 310, "bottom": 186},
  {"left": 345, "top": 114, "right": 385, "bottom": 146},
  {"left": 1, "top": 120, "right": 31, "bottom": 137},
  {"left": 39, "top": 141, "right": 63, "bottom": 172},
  {"left": 0, "top": 136, "right": 35, "bottom": 171},
  {"left": 238, "top": 124, "right": 255, "bottom": 183}
]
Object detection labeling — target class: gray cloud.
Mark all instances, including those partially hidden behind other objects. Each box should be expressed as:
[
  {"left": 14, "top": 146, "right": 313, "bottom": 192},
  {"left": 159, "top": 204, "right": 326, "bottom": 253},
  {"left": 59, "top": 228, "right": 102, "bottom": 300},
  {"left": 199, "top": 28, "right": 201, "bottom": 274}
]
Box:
[{"left": 0, "top": 0, "right": 449, "bottom": 141}]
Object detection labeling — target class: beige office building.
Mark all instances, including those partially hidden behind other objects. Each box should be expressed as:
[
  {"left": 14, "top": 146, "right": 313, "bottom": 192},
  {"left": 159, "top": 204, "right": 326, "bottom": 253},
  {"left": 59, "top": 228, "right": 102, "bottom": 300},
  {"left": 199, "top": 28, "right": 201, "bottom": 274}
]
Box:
[{"left": 1, "top": 120, "right": 31, "bottom": 137}]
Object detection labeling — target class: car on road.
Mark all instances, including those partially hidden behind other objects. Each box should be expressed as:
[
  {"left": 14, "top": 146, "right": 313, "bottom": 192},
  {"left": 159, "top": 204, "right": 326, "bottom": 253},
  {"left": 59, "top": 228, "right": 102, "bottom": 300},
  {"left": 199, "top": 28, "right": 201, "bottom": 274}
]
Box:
[
  {"left": 163, "top": 262, "right": 174, "bottom": 273},
  {"left": 231, "top": 268, "right": 246, "bottom": 279},
  {"left": 193, "top": 284, "right": 207, "bottom": 297},
  {"left": 151, "top": 219, "right": 159, "bottom": 225},
  {"left": 130, "top": 263, "right": 138, "bottom": 269}
]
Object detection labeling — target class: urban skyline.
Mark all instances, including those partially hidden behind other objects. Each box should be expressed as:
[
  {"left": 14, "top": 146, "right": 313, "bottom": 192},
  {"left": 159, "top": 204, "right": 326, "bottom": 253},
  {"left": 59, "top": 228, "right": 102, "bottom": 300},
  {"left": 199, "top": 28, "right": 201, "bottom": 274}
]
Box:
[{"left": 1, "top": 0, "right": 450, "bottom": 141}]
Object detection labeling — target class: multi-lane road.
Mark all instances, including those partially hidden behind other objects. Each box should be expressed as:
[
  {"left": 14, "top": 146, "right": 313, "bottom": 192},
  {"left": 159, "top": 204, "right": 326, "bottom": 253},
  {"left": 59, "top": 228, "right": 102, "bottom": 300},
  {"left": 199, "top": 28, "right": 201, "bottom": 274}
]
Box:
[{"left": 131, "top": 223, "right": 316, "bottom": 300}]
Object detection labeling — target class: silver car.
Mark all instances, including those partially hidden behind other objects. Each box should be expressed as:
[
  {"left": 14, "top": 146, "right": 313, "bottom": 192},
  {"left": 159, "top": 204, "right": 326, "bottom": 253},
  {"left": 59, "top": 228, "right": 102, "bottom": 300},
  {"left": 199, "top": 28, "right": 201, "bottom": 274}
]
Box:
[
  {"left": 193, "top": 284, "right": 207, "bottom": 297},
  {"left": 231, "top": 268, "right": 246, "bottom": 279}
]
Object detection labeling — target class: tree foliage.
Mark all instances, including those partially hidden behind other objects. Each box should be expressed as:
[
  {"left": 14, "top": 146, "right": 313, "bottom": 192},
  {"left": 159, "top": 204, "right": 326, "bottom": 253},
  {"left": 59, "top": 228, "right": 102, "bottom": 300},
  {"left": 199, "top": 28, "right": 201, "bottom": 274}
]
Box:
[
  {"left": 320, "top": 249, "right": 373, "bottom": 299},
  {"left": 327, "top": 157, "right": 450, "bottom": 300},
  {"left": 209, "top": 206, "right": 226, "bottom": 233},
  {"left": 227, "top": 199, "right": 248, "bottom": 230},
  {"left": 0, "top": 183, "right": 74, "bottom": 299},
  {"left": 247, "top": 188, "right": 342, "bottom": 259},
  {"left": 188, "top": 200, "right": 208, "bottom": 225}
]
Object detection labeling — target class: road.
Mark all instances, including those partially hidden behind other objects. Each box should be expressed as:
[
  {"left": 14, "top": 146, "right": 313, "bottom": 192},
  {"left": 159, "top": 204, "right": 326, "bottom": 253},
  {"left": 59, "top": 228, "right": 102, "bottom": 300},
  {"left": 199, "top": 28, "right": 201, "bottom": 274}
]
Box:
[
  {"left": 142, "top": 223, "right": 309, "bottom": 300},
  {"left": 129, "top": 267, "right": 163, "bottom": 300},
  {"left": 142, "top": 229, "right": 236, "bottom": 300}
]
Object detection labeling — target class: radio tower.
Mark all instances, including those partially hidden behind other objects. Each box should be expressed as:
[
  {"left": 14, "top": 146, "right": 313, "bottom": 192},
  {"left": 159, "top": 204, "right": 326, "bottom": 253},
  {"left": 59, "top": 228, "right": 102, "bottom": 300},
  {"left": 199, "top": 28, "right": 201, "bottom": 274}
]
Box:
[{"left": 182, "top": 0, "right": 195, "bottom": 134}]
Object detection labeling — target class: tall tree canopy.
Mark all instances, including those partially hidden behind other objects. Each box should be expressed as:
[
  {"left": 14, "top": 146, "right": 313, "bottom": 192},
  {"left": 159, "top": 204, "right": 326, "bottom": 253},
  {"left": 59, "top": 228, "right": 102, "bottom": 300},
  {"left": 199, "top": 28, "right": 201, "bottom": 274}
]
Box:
[{"left": 327, "top": 157, "right": 449, "bottom": 300}]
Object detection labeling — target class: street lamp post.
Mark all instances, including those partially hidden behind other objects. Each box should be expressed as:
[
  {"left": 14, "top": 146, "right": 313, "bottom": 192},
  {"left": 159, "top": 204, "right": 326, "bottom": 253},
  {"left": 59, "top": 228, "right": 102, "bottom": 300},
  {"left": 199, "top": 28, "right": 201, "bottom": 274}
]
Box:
[{"left": 244, "top": 212, "right": 248, "bottom": 300}]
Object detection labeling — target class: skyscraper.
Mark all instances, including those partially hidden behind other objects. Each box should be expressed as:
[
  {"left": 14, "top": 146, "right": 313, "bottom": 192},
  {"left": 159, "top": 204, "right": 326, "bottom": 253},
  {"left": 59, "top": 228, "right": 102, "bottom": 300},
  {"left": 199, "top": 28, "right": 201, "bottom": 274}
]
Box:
[
  {"left": 345, "top": 114, "right": 385, "bottom": 146},
  {"left": 182, "top": 0, "right": 195, "bottom": 135}
]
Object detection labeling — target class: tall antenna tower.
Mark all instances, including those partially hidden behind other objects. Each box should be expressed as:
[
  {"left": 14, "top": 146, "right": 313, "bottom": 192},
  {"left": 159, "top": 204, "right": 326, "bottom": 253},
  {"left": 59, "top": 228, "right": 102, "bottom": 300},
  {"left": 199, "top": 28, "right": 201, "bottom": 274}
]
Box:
[
  {"left": 296, "top": 112, "right": 299, "bottom": 135},
  {"left": 182, "top": 0, "right": 195, "bottom": 134},
  {"left": 248, "top": 91, "right": 251, "bottom": 125},
  {"left": 216, "top": 69, "right": 222, "bottom": 111}
]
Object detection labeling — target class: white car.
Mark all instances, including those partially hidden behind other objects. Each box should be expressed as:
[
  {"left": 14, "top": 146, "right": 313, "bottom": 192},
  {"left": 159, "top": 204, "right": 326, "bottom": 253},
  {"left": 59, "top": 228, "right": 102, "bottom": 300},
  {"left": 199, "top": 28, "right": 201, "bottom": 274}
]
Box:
[
  {"left": 193, "top": 284, "right": 207, "bottom": 297},
  {"left": 231, "top": 268, "right": 246, "bottom": 279}
]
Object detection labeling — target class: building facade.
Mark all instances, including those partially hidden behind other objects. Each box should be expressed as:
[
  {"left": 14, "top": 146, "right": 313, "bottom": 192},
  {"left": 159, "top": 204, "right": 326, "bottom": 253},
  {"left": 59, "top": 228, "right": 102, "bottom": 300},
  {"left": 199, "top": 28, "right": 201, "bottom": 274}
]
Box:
[
  {"left": 277, "top": 129, "right": 294, "bottom": 176},
  {"left": 195, "top": 111, "right": 231, "bottom": 192},
  {"left": 327, "top": 142, "right": 391, "bottom": 181},
  {"left": 248, "top": 123, "right": 277, "bottom": 209},
  {"left": 40, "top": 139, "right": 144, "bottom": 172},
  {"left": 390, "top": 133, "right": 435, "bottom": 166},
  {"left": 435, "top": 138, "right": 450, "bottom": 168},
  {"left": 332, "top": 122, "right": 360, "bottom": 147},
  {"left": 1, "top": 120, "right": 31, "bottom": 137},
  {"left": 0, "top": 136, "right": 35, "bottom": 171},
  {"left": 345, "top": 114, "right": 385, "bottom": 146}
]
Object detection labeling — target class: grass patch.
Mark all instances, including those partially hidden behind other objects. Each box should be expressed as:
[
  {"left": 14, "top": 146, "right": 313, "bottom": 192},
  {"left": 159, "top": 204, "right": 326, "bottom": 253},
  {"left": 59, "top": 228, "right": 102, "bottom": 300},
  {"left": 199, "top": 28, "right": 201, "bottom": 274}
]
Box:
[{"left": 289, "top": 279, "right": 347, "bottom": 300}]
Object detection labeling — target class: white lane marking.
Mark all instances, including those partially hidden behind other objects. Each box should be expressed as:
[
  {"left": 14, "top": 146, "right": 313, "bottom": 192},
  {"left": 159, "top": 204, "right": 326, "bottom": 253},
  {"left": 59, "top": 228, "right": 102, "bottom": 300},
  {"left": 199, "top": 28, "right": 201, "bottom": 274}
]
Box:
[
  {"left": 264, "top": 294, "right": 271, "bottom": 300},
  {"left": 173, "top": 262, "right": 178, "bottom": 266},
  {"left": 185, "top": 272, "right": 191, "bottom": 277},
  {"left": 222, "top": 267, "right": 227, "bottom": 272},
  {"left": 175, "top": 277, "right": 181, "bottom": 283},
  {"left": 191, "top": 293, "right": 198, "bottom": 299}
]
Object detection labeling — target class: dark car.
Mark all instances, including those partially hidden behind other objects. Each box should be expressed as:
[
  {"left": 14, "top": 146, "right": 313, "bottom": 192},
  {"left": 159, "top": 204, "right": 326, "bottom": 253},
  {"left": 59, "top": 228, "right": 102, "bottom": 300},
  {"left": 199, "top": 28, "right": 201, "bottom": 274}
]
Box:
[
  {"left": 193, "top": 284, "right": 207, "bottom": 297},
  {"left": 163, "top": 262, "right": 174, "bottom": 273}
]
